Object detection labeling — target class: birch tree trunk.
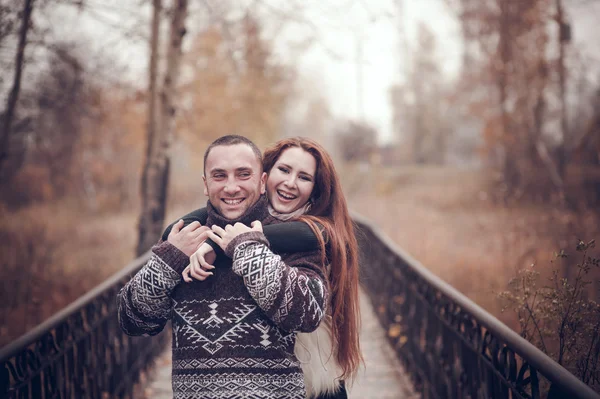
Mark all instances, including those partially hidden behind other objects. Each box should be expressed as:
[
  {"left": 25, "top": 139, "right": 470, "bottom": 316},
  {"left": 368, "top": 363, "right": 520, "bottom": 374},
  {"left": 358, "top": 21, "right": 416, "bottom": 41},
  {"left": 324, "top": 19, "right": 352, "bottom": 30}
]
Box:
[
  {"left": 0, "top": 0, "right": 34, "bottom": 178},
  {"left": 136, "top": 0, "right": 188, "bottom": 255}
]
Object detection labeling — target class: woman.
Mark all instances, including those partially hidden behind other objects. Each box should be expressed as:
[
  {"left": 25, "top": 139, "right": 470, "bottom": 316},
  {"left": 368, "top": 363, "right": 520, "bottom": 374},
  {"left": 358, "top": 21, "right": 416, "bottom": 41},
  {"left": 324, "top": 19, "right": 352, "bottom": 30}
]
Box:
[{"left": 183, "top": 137, "right": 362, "bottom": 399}]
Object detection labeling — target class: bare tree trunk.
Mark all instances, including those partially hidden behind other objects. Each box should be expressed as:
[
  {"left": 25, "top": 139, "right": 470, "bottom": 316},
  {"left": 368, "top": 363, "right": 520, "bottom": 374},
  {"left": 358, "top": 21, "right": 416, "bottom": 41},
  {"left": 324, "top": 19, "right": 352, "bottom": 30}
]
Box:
[
  {"left": 555, "top": 0, "right": 570, "bottom": 184},
  {"left": 497, "top": 0, "right": 519, "bottom": 193},
  {"left": 0, "top": 0, "right": 34, "bottom": 178},
  {"left": 137, "top": 0, "right": 163, "bottom": 256},
  {"left": 136, "top": 0, "right": 188, "bottom": 255}
]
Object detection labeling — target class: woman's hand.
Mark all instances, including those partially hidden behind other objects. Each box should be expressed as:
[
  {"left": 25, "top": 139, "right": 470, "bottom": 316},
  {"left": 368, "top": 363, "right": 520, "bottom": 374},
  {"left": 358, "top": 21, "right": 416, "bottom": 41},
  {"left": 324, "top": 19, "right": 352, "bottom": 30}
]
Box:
[
  {"left": 182, "top": 242, "right": 217, "bottom": 282},
  {"left": 208, "top": 221, "right": 263, "bottom": 251}
]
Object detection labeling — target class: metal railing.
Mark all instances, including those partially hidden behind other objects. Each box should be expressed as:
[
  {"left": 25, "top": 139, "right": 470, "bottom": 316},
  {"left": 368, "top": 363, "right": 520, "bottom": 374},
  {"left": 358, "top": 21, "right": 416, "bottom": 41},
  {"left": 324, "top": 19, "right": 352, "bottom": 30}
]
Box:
[
  {"left": 353, "top": 213, "right": 599, "bottom": 399},
  {"left": 2, "top": 214, "right": 599, "bottom": 399},
  {"left": 0, "top": 252, "right": 168, "bottom": 399}
]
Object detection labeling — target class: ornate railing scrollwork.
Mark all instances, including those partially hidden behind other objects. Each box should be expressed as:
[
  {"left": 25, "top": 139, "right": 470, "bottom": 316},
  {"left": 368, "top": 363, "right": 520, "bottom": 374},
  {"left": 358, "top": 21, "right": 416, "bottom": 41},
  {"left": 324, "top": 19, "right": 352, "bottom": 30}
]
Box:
[
  {"left": 0, "top": 253, "right": 168, "bottom": 399},
  {"left": 353, "top": 213, "right": 599, "bottom": 399}
]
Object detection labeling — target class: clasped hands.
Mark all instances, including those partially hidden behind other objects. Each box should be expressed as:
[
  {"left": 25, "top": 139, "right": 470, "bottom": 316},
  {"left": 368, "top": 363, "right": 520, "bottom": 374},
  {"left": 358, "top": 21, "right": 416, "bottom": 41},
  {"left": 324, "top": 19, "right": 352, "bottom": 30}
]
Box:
[{"left": 180, "top": 220, "right": 263, "bottom": 282}]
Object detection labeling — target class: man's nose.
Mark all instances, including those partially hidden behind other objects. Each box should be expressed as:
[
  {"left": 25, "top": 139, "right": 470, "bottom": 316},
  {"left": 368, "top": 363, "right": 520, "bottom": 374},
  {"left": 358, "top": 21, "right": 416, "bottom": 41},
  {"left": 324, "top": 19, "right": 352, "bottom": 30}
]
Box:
[{"left": 224, "top": 179, "right": 240, "bottom": 194}]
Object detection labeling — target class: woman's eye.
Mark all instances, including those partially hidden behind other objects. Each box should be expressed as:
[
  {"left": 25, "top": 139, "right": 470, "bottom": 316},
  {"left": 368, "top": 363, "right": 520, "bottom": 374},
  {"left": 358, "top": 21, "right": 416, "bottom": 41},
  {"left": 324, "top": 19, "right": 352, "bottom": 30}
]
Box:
[
  {"left": 300, "top": 175, "right": 312, "bottom": 182},
  {"left": 278, "top": 166, "right": 289, "bottom": 174}
]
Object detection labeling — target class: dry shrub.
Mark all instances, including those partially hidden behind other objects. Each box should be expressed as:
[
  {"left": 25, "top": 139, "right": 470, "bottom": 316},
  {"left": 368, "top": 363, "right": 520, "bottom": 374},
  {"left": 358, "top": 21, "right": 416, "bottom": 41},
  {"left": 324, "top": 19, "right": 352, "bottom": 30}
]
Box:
[
  {"left": 0, "top": 201, "right": 139, "bottom": 347},
  {"left": 498, "top": 240, "right": 600, "bottom": 392},
  {"left": 0, "top": 204, "right": 65, "bottom": 344},
  {"left": 5, "top": 165, "right": 55, "bottom": 206}
]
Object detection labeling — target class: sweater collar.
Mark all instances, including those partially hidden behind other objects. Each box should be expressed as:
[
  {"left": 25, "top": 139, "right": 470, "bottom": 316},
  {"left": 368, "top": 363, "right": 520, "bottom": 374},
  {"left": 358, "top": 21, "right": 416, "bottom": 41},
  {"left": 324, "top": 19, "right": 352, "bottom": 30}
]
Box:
[{"left": 205, "top": 194, "right": 270, "bottom": 228}]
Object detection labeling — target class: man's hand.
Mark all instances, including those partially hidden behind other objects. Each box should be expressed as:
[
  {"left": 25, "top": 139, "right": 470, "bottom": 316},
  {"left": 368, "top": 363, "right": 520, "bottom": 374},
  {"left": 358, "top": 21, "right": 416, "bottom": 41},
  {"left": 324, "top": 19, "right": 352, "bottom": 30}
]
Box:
[
  {"left": 167, "top": 219, "right": 210, "bottom": 256},
  {"left": 182, "top": 242, "right": 217, "bottom": 282},
  {"left": 208, "top": 221, "right": 263, "bottom": 251}
]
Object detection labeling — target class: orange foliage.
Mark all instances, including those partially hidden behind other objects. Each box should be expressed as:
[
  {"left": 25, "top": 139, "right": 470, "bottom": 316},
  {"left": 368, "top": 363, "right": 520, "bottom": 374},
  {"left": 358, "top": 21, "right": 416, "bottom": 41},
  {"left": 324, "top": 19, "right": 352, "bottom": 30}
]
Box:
[{"left": 177, "top": 15, "right": 292, "bottom": 152}]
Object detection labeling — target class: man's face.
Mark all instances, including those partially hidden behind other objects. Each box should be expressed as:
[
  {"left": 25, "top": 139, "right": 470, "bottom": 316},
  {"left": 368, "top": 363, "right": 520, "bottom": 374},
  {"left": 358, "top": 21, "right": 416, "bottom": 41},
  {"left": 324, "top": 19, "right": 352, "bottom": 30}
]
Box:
[{"left": 203, "top": 143, "right": 266, "bottom": 220}]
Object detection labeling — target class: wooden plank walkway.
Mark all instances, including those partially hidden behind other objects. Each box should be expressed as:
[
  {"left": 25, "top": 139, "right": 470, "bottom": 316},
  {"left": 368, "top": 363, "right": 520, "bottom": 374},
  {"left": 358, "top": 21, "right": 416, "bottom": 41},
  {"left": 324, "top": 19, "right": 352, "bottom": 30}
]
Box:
[{"left": 143, "top": 290, "right": 418, "bottom": 398}]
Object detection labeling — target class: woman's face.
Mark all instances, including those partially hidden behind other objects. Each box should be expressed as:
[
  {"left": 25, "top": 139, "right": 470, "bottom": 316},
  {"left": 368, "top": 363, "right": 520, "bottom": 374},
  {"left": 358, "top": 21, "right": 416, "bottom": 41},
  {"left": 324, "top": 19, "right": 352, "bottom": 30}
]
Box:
[{"left": 266, "top": 147, "right": 317, "bottom": 214}]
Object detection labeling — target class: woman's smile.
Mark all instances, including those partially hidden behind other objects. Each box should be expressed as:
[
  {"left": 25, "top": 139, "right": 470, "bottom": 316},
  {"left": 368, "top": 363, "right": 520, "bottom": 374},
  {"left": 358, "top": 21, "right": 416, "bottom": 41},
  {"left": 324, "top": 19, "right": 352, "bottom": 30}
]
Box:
[{"left": 267, "top": 147, "right": 316, "bottom": 214}]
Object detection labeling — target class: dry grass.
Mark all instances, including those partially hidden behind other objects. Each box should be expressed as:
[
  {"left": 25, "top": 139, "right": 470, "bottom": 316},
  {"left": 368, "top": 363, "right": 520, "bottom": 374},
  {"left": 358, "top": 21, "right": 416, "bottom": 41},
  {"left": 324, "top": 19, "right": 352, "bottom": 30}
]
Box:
[
  {"left": 342, "top": 163, "right": 600, "bottom": 328},
  {"left": 0, "top": 201, "right": 140, "bottom": 346},
  {"left": 0, "top": 184, "right": 206, "bottom": 347}
]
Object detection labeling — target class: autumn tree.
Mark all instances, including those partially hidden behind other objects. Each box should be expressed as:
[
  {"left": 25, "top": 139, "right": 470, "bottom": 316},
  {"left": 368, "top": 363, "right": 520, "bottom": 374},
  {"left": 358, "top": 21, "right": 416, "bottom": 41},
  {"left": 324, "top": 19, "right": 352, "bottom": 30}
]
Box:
[
  {"left": 284, "top": 94, "right": 333, "bottom": 147},
  {"left": 390, "top": 23, "right": 451, "bottom": 165},
  {"left": 333, "top": 119, "right": 377, "bottom": 163},
  {"left": 177, "top": 11, "right": 291, "bottom": 150},
  {"left": 0, "top": 0, "right": 35, "bottom": 179},
  {"left": 1, "top": 39, "right": 145, "bottom": 209},
  {"left": 447, "top": 0, "right": 600, "bottom": 202}
]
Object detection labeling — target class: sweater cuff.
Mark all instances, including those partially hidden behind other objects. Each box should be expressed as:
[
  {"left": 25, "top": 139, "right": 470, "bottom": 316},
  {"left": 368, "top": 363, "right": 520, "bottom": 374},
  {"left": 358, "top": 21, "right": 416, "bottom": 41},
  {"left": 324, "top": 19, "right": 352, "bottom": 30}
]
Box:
[
  {"left": 225, "top": 231, "right": 270, "bottom": 258},
  {"left": 152, "top": 241, "right": 189, "bottom": 274}
]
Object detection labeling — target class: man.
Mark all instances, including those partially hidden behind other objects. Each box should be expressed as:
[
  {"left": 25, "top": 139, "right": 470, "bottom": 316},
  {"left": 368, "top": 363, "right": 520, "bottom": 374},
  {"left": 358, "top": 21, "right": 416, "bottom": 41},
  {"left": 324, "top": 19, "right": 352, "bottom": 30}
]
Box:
[{"left": 117, "top": 135, "right": 328, "bottom": 398}]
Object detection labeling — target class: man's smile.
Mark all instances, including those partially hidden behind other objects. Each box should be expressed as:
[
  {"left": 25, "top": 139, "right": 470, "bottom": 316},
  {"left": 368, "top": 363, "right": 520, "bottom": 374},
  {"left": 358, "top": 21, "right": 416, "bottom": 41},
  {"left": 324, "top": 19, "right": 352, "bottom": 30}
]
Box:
[{"left": 222, "top": 198, "right": 245, "bottom": 206}]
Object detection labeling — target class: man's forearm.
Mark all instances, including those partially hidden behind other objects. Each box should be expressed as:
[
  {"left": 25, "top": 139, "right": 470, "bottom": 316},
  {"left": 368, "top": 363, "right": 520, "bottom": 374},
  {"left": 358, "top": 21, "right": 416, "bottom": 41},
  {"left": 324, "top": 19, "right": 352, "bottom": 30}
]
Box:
[
  {"left": 117, "top": 241, "right": 188, "bottom": 336},
  {"left": 228, "top": 234, "right": 327, "bottom": 333}
]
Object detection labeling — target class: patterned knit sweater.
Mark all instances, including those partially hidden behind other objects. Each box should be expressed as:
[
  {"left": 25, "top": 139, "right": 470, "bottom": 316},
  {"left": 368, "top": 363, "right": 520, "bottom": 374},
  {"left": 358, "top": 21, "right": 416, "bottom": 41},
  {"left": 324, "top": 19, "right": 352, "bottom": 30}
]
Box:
[{"left": 117, "top": 196, "right": 329, "bottom": 399}]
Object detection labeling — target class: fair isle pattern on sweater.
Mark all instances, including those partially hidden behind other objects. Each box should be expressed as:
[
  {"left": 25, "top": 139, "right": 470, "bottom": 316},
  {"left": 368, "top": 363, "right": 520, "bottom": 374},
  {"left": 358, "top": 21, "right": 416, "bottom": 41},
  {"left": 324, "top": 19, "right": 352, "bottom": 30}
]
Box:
[
  {"left": 172, "top": 372, "right": 306, "bottom": 399},
  {"left": 118, "top": 253, "right": 181, "bottom": 336},
  {"left": 117, "top": 196, "right": 329, "bottom": 399},
  {"left": 231, "top": 241, "right": 327, "bottom": 333}
]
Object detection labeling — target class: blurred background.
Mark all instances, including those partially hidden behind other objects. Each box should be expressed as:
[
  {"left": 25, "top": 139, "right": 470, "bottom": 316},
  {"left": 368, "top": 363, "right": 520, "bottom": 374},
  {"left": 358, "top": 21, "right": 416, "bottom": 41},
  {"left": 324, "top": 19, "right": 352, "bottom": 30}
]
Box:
[{"left": 0, "top": 0, "right": 599, "bottom": 370}]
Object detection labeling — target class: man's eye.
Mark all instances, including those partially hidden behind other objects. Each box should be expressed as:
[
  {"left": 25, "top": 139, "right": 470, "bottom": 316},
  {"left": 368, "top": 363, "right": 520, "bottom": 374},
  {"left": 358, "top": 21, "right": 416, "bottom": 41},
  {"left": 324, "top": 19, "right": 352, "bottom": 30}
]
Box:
[
  {"left": 239, "top": 172, "right": 251, "bottom": 178},
  {"left": 213, "top": 174, "right": 226, "bottom": 179}
]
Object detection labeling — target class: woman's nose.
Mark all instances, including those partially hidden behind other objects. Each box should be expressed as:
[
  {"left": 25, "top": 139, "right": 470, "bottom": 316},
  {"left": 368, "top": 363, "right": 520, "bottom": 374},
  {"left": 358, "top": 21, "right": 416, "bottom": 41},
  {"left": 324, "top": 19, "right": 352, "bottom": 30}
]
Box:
[{"left": 283, "top": 176, "right": 296, "bottom": 189}]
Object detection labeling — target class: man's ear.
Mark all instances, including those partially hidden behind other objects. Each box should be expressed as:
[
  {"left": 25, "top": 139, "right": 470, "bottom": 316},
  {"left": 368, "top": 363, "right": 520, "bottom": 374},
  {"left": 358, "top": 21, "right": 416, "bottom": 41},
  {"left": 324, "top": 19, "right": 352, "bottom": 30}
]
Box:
[
  {"left": 260, "top": 172, "right": 267, "bottom": 195},
  {"left": 203, "top": 175, "right": 208, "bottom": 196}
]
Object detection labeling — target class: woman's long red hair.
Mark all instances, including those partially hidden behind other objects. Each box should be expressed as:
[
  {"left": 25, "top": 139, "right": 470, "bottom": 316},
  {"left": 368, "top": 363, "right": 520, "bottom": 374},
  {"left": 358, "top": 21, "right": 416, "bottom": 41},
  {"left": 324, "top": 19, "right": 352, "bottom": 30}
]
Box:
[{"left": 263, "top": 137, "right": 362, "bottom": 381}]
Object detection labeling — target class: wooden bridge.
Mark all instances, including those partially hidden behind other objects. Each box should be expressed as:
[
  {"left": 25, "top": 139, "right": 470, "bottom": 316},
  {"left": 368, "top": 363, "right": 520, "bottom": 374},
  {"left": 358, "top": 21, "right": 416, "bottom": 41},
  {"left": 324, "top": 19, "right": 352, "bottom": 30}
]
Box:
[{"left": 1, "top": 215, "right": 598, "bottom": 399}]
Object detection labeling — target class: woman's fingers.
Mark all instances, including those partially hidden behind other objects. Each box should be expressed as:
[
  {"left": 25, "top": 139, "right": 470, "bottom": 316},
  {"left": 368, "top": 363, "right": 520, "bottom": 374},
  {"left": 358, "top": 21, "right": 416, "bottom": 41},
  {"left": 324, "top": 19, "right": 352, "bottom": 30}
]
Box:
[
  {"left": 190, "top": 254, "right": 213, "bottom": 280},
  {"left": 182, "top": 265, "right": 193, "bottom": 283},
  {"left": 207, "top": 230, "right": 225, "bottom": 249},
  {"left": 199, "top": 254, "right": 215, "bottom": 270}
]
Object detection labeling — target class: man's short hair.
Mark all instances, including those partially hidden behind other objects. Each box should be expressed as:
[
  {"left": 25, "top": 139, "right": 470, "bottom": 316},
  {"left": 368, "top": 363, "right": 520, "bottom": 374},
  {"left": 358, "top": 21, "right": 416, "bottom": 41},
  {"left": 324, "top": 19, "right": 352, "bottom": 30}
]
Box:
[{"left": 203, "top": 135, "right": 263, "bottom": 175}]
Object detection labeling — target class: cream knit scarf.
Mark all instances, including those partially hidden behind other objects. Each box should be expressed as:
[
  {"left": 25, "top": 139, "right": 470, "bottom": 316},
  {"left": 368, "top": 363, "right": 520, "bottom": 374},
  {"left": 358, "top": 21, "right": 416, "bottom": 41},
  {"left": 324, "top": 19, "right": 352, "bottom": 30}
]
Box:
[{"left": 267, "top": 202, "right": 312, "bottom": 221}]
